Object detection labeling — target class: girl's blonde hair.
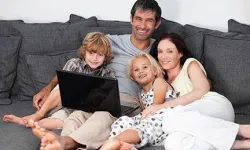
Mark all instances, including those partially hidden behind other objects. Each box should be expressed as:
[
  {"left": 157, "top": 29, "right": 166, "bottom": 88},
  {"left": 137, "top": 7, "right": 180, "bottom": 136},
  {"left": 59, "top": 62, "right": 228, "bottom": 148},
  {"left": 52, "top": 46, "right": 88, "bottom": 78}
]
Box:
[
  {"left": 78, "top": 32, "right": 112, "bottom": 61},
  {"left": 127, "top": 53, "right": 163, "bottom": 81}
]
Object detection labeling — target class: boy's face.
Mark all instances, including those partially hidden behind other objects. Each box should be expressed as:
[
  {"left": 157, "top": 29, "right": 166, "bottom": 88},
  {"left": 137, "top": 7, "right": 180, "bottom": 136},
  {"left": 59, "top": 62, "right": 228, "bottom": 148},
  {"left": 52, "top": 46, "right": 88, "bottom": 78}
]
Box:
[
  {"left": 85, "top": 50, "right": 105, "bottom": 71},
  {"left": 130, "top": 9, "right": 160, "bottom": 41}
]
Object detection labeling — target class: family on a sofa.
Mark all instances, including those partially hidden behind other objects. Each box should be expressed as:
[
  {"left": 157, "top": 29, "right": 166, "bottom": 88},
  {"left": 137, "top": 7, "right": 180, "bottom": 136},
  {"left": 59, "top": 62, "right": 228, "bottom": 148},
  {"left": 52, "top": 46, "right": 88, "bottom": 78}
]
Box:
[{"left": 2, "top": 0, "right": 250, "bottom": 150}]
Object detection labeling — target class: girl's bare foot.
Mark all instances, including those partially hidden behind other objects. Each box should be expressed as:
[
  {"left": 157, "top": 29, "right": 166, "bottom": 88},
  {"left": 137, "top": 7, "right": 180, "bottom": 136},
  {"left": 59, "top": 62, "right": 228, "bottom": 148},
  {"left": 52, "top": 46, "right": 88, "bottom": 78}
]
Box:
[
  {"left": 3, "top": 114, "right": 26, "bottom": 126},
  {"left": 100, "top": 138, "right": 137, "bottom": 150}
]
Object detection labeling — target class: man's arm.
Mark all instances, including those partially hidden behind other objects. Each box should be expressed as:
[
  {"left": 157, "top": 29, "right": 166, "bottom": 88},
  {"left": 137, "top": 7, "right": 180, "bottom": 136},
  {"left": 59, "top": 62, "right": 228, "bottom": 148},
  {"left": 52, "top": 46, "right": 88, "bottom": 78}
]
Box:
[{"left": 32, "top": 75, "right": 58, "bottom": 110}]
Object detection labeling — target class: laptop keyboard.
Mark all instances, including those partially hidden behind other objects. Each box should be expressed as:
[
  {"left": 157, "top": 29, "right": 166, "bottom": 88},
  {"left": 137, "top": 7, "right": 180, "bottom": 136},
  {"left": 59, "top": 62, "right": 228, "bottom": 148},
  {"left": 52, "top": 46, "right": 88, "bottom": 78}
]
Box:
[{"left": 121, "top": 105, "right": 140, "bottom": 116}]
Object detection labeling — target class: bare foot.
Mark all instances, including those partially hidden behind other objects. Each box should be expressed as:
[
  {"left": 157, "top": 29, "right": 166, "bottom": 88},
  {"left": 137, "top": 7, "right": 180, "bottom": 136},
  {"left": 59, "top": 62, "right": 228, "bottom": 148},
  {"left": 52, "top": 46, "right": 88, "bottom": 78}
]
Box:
[
  {"left": 239, "top": 125, "right": 250, "bottom": 139},
  {"left": 100, "top": 138, "right": 137, "bottom": 150},
  {"left": 232, "top": 139, "right": 250, "bottom": 149},
  {"left": 28, "top": 120, "right": 62, "bottom": 150},
  {"left": 3, "top": 114, "right": 26, "bottom": 126},
  {"left": 23, "top": 112, "right": 44, "bottom": 127}
]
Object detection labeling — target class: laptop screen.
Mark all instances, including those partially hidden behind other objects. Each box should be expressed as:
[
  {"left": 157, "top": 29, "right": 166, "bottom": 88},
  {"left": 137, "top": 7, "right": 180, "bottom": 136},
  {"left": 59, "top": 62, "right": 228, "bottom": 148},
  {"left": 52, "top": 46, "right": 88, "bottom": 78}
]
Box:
[{"left": 57, "top": 70, "right": 121, "bottom": 117}]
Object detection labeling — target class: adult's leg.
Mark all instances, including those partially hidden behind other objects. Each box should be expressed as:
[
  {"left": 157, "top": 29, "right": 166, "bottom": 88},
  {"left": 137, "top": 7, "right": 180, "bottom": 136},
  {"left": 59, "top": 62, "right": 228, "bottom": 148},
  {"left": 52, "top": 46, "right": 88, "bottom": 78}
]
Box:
[
  {"left": 67, "top": 111, "right": 115, "bottom": 149},
  {"left": 163, "top": 92, "right": 235, "bottom": 150},
  {"left": 184, "top": 92, "right": 235, "bottom": 121},
  {"left": 61, "top": 110, "right": 92, "bottom": 136},
  {"left": 28, "top": 120, "right": 78, "bottom": 150},
  {"left": 163, "top": 107, "right": 239, "bottom": 150}
]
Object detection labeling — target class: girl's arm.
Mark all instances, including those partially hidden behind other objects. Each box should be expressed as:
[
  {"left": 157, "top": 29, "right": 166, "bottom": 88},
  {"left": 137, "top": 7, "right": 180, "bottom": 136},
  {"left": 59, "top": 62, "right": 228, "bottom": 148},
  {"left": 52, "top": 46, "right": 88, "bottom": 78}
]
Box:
[
  {"left": 153, "top": 77, "right": 169, "bottom": 104},
  {"left": 164, "top": 61, "right": 210, "bottom": 108}
]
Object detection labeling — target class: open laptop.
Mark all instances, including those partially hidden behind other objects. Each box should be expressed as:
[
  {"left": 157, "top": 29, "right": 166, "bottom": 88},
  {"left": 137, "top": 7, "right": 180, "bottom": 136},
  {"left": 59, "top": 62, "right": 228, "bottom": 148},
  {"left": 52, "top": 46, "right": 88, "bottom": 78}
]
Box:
[{"left": 57, "top": 70, "right": 121, "bottom": 117}]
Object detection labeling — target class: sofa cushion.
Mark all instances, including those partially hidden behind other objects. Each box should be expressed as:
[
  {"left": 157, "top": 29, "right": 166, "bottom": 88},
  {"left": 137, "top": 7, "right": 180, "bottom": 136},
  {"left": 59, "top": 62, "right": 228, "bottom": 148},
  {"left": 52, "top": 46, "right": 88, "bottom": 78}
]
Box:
[
  {"left": 153, "top": 18, "right": 184, "bottom": 39},
  {"left": 69, "top": 14, "right": 131, "bottom": 27},
  {"left": 203, "top": 31, "right": 250, "bottom": 114},
  {"left": 12, "top": 18, "right": 98, "bottom": 101},
  {"left": 69, "top": 14, "right": 184, "bottom": 39},
  {"left": 24, "top": 50, "right": 78, "bottom": 93},
  {"left": 183, "top": 25, "right": 206, "bottom": 63},
  {"left": 228, "top": 19, "right": 250, "bottom": 34},
  {"left": 0, "top": 23, "right": 22, "bottom": 104},
  {"left": 79, "top": 27, "right": 132, "bottom": 40}
]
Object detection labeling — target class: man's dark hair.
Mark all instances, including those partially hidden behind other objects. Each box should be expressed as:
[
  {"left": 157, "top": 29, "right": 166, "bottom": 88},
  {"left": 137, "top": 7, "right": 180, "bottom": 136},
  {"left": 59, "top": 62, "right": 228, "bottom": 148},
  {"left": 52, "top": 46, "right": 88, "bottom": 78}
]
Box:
[{"left": 130, "top": 0, "right": 162, "bottom": 22}]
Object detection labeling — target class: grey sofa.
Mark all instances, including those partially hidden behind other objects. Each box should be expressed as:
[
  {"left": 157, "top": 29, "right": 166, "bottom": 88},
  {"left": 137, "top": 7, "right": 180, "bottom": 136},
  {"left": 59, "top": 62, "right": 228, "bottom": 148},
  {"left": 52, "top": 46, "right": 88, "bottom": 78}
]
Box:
[{"left": 0, "top": 14, "right": 250, "bottom": 150}]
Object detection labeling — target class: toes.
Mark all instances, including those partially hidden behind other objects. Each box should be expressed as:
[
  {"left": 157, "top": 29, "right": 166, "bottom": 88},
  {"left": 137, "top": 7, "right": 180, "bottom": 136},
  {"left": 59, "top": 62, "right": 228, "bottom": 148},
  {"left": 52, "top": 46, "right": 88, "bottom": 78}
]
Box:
[{"left": 3, "top": 115, "right": 12, "bottom": 122}]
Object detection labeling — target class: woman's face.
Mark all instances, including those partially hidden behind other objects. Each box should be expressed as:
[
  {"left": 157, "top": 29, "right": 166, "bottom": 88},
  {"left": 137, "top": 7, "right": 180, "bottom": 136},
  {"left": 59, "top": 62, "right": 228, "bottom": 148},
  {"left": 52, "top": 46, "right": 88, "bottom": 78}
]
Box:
[{"left": 157, "top": 39, "right": 183, "bottom": 71}]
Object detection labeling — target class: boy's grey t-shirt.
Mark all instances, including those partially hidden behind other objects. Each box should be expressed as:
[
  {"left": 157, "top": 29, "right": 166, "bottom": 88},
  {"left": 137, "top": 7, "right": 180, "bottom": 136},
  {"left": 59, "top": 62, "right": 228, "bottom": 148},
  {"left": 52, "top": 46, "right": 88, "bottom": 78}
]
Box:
[{"left": 106, "top": 34, "right": 154, "bottom": 105}]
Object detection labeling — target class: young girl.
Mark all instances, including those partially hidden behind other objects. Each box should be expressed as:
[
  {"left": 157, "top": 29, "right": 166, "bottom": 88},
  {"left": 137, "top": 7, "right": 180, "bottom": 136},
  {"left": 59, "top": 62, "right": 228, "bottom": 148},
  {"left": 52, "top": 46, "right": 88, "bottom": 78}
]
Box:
[
  {"left": 3, "top": 32, "right": 115, "bottom": 130},
  {"left": 101, "top": 53, "right": 179, "bottom": 149}
]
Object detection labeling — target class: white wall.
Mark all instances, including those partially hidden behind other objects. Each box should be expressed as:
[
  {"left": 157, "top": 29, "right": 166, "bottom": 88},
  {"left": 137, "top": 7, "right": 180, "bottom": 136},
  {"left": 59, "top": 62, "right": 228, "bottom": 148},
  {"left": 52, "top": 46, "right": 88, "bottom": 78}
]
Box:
[{"left": 1, "top": 0, "right": 250, "bottom": 32}]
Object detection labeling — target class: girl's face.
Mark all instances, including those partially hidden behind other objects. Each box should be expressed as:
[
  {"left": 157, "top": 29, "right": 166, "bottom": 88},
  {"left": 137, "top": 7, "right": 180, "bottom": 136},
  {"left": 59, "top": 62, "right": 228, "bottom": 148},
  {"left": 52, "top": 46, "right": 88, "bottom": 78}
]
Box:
[
  {"left": 157, "top": 39, "right": 183, "bottom": 71},
  {"left": 85, "top": 50, "right": 105, "bottom": 71},
  {"left": 131, "top": 56, "right": 157, "bottom": 86}
]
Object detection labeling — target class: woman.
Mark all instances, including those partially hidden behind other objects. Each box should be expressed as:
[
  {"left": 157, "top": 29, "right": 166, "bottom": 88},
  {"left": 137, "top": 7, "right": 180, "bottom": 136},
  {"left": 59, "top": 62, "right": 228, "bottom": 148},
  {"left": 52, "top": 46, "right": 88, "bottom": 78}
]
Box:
[{"left": 146, "top": 33, "right": 248, "bottom": 150}]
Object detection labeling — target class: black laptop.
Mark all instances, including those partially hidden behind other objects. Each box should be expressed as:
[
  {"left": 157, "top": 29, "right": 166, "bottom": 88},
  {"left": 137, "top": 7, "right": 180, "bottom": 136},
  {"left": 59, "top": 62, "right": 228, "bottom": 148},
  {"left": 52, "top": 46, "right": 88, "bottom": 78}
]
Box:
[{"left": 57, "top": 70, "right": 121, "bottom": 117}]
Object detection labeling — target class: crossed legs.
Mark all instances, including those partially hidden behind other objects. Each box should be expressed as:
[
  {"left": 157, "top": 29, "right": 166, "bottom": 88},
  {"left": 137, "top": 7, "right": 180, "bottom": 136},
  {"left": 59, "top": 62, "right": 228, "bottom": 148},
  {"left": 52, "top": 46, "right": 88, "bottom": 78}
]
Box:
[{"left": 3, "top": 90, "right": 61, "bottom": 127}]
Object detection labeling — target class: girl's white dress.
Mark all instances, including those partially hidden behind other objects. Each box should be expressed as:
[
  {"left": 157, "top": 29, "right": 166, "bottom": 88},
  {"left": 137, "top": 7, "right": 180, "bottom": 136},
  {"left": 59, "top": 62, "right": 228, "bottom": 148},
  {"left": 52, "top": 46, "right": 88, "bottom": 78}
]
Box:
[{"left": 110, "top": 82, "right": 179, "bottom": 148}]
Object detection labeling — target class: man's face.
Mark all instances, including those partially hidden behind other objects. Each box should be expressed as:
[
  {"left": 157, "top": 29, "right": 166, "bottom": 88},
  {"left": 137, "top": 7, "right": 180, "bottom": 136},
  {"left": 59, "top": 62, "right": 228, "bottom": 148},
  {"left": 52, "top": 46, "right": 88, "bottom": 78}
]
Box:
[{"left": 130, "top": 9, "right": 159, "bottom": 41}]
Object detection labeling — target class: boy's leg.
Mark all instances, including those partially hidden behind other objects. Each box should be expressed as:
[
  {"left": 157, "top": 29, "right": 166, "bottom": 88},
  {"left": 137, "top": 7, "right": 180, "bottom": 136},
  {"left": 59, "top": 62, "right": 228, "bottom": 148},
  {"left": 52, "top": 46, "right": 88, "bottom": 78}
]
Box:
[
  {"left": 24, "top": 89, "right": 62, "bottom": 124},
  {"left": 67, "top": 111, "right": 115, "bottom": 149},
  {"left": 3, "top": 89, "right": 61, "bottom": 126},
  {"left": 38, "top": 118, "right": 63, "bottom": 130},
  {"left": 61, "top": 110, "right": 92, "bottom": 136}
]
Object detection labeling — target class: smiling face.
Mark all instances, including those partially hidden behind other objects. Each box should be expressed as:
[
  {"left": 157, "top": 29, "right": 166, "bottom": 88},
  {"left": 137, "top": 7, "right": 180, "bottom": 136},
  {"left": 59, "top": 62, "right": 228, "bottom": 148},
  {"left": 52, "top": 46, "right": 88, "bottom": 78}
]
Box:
[
  {"left": 130, "top": 9, "right": 159, "bottom": 41},
  {"left": 157, "top": 39, "right": 183, "bottom": 71},
  {"left": 131, "top": 56, "right": 157, "bottom": 86},
  {"left": 85, "top": 50, "right": 105, "bottom": 71}
]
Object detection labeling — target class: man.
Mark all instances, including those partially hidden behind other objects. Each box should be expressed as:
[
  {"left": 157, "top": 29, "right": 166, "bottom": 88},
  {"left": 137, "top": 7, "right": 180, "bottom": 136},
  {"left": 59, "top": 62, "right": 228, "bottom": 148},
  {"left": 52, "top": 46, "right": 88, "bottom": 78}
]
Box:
[{"left": 31, "top": 0, "right": 162, "bottom": 149}]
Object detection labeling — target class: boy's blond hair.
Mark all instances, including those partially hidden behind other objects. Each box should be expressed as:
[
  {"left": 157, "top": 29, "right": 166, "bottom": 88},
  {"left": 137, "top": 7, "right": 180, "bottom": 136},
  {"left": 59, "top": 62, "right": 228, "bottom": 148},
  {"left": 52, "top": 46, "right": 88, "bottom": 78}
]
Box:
[
  {"left": 78, "top": 32, "right": 112, "bottom": 61},
  {"left": 127, "top": 53, "right": 163, "bottom": 81}
]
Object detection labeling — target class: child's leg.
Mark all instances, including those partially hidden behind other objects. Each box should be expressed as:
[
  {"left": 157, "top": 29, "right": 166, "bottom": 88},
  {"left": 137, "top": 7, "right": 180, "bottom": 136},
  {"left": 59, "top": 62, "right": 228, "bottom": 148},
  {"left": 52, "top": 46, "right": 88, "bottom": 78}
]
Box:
[
  {"left": 100, "top": 138, "right": 138, "bottom": 150},
  {"left": 61, "top": 110, "right": 92, "bottom": 136},
  {"left": 3, "top": 89, "right": 60, "bottom": 126},
  {"left": 3, "top": 114, "right": 26, "bottom": 126},
  {"left": 24, "top": 89, "right": 61, "bottom": 124},
  {"left": 101, "top": 130, "right": 140, "bottom": 150},
  {"left": 38, "top": 118, "right": 63, "bottom": 130}
]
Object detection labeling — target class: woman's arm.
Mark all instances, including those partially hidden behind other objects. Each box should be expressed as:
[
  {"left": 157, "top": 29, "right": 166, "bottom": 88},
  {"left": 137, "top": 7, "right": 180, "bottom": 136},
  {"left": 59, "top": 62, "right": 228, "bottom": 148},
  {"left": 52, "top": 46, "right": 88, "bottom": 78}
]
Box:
[
  {"left": 164, "top": 61, "right": 210, "bottom": 108},
  {"left": 141, "top": 61, "right": 210, "bottom": 119}
]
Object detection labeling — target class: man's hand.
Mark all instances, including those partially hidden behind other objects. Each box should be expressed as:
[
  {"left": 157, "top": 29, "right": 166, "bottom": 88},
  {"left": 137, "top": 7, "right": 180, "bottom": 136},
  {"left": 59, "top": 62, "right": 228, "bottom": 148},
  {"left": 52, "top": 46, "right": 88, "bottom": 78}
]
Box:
[
  {"left": 32, "top": 87, "right": 50, "bottom": 110},
  {"left": 141, "top": 104, "right": 165, "bottom": 120}
]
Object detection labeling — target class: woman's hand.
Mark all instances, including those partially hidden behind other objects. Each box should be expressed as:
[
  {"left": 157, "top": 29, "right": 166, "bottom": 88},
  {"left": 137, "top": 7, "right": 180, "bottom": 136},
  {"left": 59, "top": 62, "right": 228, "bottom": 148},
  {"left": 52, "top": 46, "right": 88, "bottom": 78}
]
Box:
[{"left": 141, "top": 104, "right": 165, "bottom": 120}]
